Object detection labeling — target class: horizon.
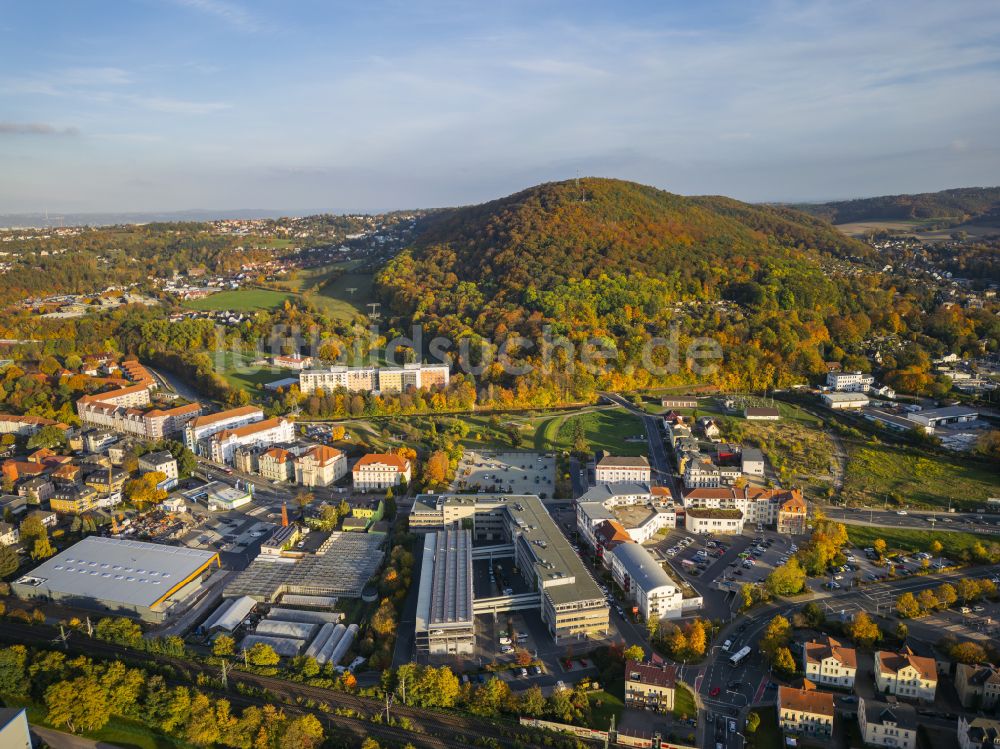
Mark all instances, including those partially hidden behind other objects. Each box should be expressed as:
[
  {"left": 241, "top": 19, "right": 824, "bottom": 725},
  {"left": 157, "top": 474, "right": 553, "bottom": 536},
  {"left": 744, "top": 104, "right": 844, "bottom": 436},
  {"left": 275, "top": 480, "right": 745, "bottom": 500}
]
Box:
[{"left": 2, "top": 0, "right": 1000, "bottom": 214}]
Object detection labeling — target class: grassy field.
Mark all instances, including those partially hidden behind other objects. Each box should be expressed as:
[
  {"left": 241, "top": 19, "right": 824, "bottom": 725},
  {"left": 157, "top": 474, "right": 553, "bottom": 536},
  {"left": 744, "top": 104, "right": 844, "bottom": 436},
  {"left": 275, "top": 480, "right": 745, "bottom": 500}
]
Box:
[
  {"left": 588, "top": 688, "right": 624, "bottom": 730},
  {"left": 536, "top": 407, "right": 647, "bottom": 455},
  {"left": 845, "top": 525, "right": 999, "bottom": 560},
  {"left": 842, "top": 444, "right": 998, "bottom": 510},
  {"left": 717, "top": 405, "right": 837, "bottom": 499},
  {"left": 182, "top": 287, "right": 294, "bottom": 312},
  {"left": 208, "top": 350, "right": 286, "bottom": 392},
  {"left": 307, "top": 271, "right": 374, "bottom": 320},
  {"left": 674, "top": 682, "right": 697, "bottom": 720}
]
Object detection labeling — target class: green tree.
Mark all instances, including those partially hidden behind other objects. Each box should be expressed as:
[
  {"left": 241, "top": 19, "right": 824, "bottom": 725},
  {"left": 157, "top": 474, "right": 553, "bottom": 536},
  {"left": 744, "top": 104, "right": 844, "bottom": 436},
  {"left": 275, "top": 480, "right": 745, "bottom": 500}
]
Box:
[
  {"left": 470, "top": 677, "right": 512, "bottom": 717},
  {"left": 895, "top": 622, "right": 909, "bottom": 640},
  {"left": 0, "top": 544, "right": 19, "bottom": 578},
  {"left": 766, "top": 558, "right": 806, "bottom": 596},
  {"left": 519, "top": 684, "right": 546, "bottom": 716},
  {"left": 185, "top": 692, "right": 220, "bottom": 747},
  {"left": 0, "top": 645, "right": 28, "bottom": 695},
  {"left": 45, "top": 676, "right": 109, "bottom": 734},
  {"left": 281, "top": 714, "right": 325, "bottom": 749},
  {"left": 623, "top": 645, "right": 645, "bottom": 662},
  {"left": 19, "top": 515, "right": 47, "bottom": 546},
  {"left": 27, "top": 425, "right": 67, "bottom": 450},
  {"left": 246, "top": 642, "right": 280, "bottom": 666}
]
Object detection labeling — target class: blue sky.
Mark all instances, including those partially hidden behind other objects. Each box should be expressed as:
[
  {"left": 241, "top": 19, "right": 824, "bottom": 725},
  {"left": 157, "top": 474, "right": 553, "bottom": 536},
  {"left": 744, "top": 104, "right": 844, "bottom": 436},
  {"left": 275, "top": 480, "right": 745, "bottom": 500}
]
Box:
[{"left": 2, "top": 0, "right": 999, "bottom": 214}]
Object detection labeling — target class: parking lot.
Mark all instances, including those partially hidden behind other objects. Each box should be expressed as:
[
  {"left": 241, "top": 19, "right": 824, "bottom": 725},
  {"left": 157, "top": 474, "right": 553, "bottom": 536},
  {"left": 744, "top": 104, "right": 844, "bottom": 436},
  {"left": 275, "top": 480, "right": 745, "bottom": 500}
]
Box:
[{"left": 453, "top": 451, "right": 556, "bottom": 496}]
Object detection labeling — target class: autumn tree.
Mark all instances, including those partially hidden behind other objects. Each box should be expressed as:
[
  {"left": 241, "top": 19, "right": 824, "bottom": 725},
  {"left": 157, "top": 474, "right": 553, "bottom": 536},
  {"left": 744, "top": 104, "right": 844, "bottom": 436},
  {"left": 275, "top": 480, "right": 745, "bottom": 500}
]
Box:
[
  {"left": 246, "top": 642, "right": 280, "bottom": 666},
  {"left": 0, "top": 544, "right": 19, "bottom": 578},
  {"left": 686, "top": 619, "right": 708, "bottom": 657},
  {"left": 936, "top": 583, "right": 958, "bottom": 609},
  {"left": 766, "top": 558, "right": 806, "bottom": 596},
  {"left": 772, "top": 646, "right": 796, "bottom": 675},
  {"left": 873, "top": 538, "right": 887, "bottom": 559},
  {"left": 916, "top": 588, "right": 939, "bottom": 614},
  {"left": 281, "top": 714, "right": 325, "bottom": 749},
  {"left": 957, "top": 578, "right": 982, "bottom": 603},
  {"left": 950, "top": 641, "right": 988, "bottom": 665},
  {"left": 422, "top": 450, "right": 450, "bottom": 489},
  {"left": 125, "top": 471, "right": 168, "bottom": 507},
  {"left": 896, "top": 593, "right": 920, "bottom": 618},
  {"left": 45, "top": 676, "right": 109, "bottom": 733},
  {"left": 212, "top": 634, "right": 236, "bottom": 657},
  {"left": 761, "top": 616, "right": 791, "bottom": 660},
  {"left": 845, "top": 612, "right": 880, "bottom": 647}
]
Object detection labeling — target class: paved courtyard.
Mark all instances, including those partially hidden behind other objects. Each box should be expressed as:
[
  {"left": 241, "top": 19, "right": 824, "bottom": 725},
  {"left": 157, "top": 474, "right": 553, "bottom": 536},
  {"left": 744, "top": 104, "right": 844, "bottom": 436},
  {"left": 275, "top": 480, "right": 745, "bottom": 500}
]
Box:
[{"left": 453, "top": 450, "right": 556, "bottom": 496}]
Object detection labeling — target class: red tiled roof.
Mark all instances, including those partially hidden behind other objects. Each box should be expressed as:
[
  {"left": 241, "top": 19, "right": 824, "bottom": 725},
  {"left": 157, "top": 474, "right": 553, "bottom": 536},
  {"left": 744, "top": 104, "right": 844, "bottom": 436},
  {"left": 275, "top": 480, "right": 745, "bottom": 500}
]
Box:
[
  {"left": 778, "top": 685, "right": 835, "bottom": 717},
  {"left": 215, "top": 416, "right": 288, "bottom": 441},
  {"left": 189, "top": 405, "right": 263, "bottom": 429},
  {"left": 353, "top": 453, "right": 410, "bottom": 472}
]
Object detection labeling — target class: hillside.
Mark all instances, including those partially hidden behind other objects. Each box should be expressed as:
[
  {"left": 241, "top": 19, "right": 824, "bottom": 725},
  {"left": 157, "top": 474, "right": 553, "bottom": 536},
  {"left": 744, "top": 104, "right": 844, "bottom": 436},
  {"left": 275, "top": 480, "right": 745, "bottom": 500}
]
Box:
[
  {"left": 797, "top": 186, "right": 1000, "bottom": 225},
  {"left": 376, "top": 178, "right": 896, "bottom": 394}
]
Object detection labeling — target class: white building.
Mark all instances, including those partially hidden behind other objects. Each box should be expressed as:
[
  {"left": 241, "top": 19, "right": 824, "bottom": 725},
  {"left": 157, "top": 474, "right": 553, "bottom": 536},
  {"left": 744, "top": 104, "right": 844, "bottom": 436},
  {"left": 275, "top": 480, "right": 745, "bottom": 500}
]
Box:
[
  {"left": 595, "top": 456, "right": 651, "bottom": 485},
  {"left": 184, "top": 406, "right": 265, "bottom": 455},
  {"left": 138, "top": 450, "right": 179, "bottom": 490},
  {"left": 821, "top": 392, "right": 870, "bottom": 409},
  {"left": 352, "top": 453, "right": 411, "bottom": 491},
  {"left": 684, "top": 508, "right": 743, "bottom": 535},
  {"left": 874, "top": 650, "right": 937, "bottom": 702},
  {"left": 827, "top": 371, "right": 875, "bottom": 392},
  {"left": 803, "top": 637, "right": 857, "bottom": 688},
  {"left": 607, "top": 543, "right": 685, "bottom": 621},
  {"left": 575, "top": 483, "right": 675, "bottom": 548},
  {"left": 905, "top": 406, "right": 979, "bottom": 429},
  {"left": 741, "top": 447, "right": 765, "bottom": 477},
  {"left": 858, "top": 698, "right": 917, "bottom": 749},
  {"left": 209, "top": 417, "right": 295, "bottom": 465},
  {"left": 295, "top": 445, "right": 347, "bottom": 487}
]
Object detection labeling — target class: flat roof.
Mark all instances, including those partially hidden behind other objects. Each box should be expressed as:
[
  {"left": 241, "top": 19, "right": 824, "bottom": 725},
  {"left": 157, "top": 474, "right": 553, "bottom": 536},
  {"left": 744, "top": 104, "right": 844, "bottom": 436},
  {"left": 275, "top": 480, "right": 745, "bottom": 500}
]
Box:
[
  {"left": 911, "top": 405, "right": 978, "bottom": 420},
  {"left": 416, "top": 529, "right": 474, "bottom": 634},
  {"left": 577, "top": 482, "right": 652, "bottom": 503},
  {"left": 16, "top": 536, "right": 218, "bottom": 610}
]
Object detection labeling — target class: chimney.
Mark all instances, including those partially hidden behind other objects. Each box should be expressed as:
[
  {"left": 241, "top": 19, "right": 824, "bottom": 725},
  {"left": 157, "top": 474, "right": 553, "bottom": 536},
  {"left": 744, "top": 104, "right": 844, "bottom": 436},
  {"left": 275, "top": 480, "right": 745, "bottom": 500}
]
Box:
[{"left": 281, "top": 502, "right": 289, "bottom": 527}]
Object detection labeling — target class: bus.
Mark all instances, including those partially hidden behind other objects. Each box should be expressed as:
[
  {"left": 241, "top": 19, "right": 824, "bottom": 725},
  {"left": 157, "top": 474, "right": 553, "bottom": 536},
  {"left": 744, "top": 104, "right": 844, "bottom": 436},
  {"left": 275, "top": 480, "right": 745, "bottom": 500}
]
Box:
[{"left": 729, "top": 646, "right": 751, "bottom": 667}]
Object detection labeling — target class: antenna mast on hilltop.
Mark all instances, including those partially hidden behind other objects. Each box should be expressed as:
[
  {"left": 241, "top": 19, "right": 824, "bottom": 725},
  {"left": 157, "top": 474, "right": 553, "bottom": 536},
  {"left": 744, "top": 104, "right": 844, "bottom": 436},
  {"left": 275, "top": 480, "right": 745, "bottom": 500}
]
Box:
[{"left": 366, "top": 302, "right": 381, "bottom": 320}]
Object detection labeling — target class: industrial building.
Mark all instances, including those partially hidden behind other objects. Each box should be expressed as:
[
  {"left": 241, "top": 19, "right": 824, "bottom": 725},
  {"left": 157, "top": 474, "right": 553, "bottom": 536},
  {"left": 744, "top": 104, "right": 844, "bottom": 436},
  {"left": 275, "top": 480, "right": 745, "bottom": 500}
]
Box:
[
  {"left": 224, "top": 532, "right": 384, "bottom": 601},
  {"left": 415, "top": 529, "right": 475, "bottom": 655},
  {"left": 410, "top": 494, "right": 609, "bottom": 643},
  {"left": 13, "top": 537, "right": 220, "bottom": 621}
]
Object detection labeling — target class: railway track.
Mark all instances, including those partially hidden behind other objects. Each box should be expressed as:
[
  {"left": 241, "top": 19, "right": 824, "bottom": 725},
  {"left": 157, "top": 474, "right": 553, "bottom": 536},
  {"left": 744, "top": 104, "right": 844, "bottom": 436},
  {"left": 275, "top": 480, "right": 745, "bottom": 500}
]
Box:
[{"left": 0, "top": 620, "right": 553, "bottom": 749}]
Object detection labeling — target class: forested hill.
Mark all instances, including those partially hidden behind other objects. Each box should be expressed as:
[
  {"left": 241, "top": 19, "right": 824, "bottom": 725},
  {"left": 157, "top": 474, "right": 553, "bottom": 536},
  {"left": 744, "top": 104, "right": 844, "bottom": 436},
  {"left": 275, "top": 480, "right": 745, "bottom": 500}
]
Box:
[
  {"left": 375, "top": 178, "right": 906, "bottom": 393},
  {"left": 385, "top": 178, "right": 869, "bottom": 310},
  {"left": 797, "top": 186, "right": 1000, "bottom": 224}
]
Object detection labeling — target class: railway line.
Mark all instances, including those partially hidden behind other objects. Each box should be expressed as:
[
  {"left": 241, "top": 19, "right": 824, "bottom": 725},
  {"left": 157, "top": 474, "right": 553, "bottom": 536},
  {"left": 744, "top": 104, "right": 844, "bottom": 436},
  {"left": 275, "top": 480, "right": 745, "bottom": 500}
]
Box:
[{"left": 0, "top": 619, "right": 557, "bottom": 749}]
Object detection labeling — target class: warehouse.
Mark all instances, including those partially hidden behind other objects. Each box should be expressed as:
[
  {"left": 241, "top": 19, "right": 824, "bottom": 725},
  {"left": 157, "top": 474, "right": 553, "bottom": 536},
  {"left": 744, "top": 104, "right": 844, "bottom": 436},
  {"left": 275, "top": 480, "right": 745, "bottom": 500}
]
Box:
[
  {"left": 201, "top": 595, "right": 256, "bottom": 633},
  {"left": 13, "top": 536, "right": 220, "bottom": 622}
]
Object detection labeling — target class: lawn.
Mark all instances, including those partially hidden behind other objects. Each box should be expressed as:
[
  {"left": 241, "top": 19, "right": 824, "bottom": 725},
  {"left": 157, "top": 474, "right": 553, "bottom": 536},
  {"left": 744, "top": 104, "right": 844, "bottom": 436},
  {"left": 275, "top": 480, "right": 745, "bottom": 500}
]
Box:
[
  {"left": 673, "top": 682, "right": 697, "bottom": 720},
  {"left": 542, "top": 408, "right": 647, "bottom": 455},
  {"left": 305, "top": 272, "right": 375, "bottom": 321},
  {"left": 842, "top": 443, "right": 999, "bottom": 510},
  {"left": 845, "top": 525, "right": 999, "bottom": 561},
  {"left": 182, "top": 287, "right": 294, "bottom": 312},
  {"left": 206, "top": 350, "right": 286, "bottom": 392},
  {"left": 588, "top": 688, "right": 624, "bottom": 731}
]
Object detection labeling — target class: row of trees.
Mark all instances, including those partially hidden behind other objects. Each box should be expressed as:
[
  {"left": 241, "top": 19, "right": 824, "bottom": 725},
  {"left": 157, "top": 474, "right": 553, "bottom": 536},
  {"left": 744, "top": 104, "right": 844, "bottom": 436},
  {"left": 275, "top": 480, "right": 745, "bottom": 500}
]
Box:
[
  {"left": 895, "top": 578, "right": 998, "bottom": 619},
  {"left": 0, "top": 644, "right": 324, "bottom": 747}
]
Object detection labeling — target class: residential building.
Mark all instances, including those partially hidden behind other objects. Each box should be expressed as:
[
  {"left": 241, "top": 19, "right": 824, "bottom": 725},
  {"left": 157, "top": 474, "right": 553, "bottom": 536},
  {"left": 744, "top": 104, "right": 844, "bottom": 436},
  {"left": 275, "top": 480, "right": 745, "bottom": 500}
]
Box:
[
  {"left": 259, "top": 447, "right": 295, "bottom": 483},
  {"left": 741, "top": 447, "right": 765, "bottom": 476},
  {"left": 827, "top": 371, "right": 875, "bottom": 392},
  {"left": 83, "top": 429, "right": 118, "bottom": 453},
  {"left": 77, "top": 396, "right": 201, "bottom": 441},
  {"left": 83, "top": 468, "right": 129, "bottom": 495},
  {"left": 803, "top": 637, "right": 857, "bottom": 688},
  {"left": 607, "top": 542, "right": 686, "bottom": 621},
  {"left": 353, "top": 453, "right": 411, "bottom": 491},
  {"left": 0, "top": 522, "right": 19, "bottom": 546},
  {"left": 683, "top": 486, "right": 805, "bottom": 532},
  {"left": 0, "top": 414, "right": 68, "bottom": 437},
  {"left": 858, "top": 697, "right": 917, "bottom": 749},
  {"left": 684, "top": 507, "right": 743, "bottom": 535},
  {"left": 575, "top": 483, "right": 675, "bottom": 548},
  {"left": 28, "top": 509, "right": 56, "bottom": 527},
  {"left": 624, "top": 660, "right": 677, "bottom": 712},
  {"left": 777, "top": 492, "right": 808, "bottom": 535},
  {"left": 959, "top": 716, "right": 1000, "bottom": 749},
  {"left": 138, "top": 450, "right": 179, "bottom": 490},
  {"left": 295, "top": 445, "right": 347, "bottom": 487},
  {"left": 955, "top": 662, "right": 1000, "bottom": 710},
  {"left": 184, "top": 406, "right": 264, "bottom": 455},
  {"left": 50, "top": 485, "right": 100, "bottom": 515},
  {"left": 209, "top": 417, "right": 295, "bottom": 465},
  {"left": 595, "top": 455, "right": 651, "bottom": 484},
  {"left": 822, "top": 391, "right": 871, "bottom": 409},
  {"left": 17, "top": 477, "right": 53, "bottom": 504},
  {"left": 875, "top": 650, "right": 937, "bottom": 702},
  {"left": 346, "top": 497, "right": 384, "bottom": 522},
  {"left": 778, "top": 685, "right": 835, "bottom": 740},
  {"left": 298, "top": 363, "right": 448, "bottom": 395}
]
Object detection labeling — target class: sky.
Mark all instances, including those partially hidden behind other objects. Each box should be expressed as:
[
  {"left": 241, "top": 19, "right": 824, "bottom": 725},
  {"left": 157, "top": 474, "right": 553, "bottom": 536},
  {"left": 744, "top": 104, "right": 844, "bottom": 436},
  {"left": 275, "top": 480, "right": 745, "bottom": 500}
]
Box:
[{"left": 1, "top": 0, "right": 999, "bottom": 215}]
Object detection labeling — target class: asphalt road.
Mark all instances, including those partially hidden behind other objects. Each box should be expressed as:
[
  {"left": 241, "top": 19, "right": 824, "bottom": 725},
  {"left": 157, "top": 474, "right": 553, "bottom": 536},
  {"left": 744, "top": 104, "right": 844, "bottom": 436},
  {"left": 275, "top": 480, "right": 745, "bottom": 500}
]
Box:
[{"left": 824, "top": 506, "right": 1000, "bottom": 534}]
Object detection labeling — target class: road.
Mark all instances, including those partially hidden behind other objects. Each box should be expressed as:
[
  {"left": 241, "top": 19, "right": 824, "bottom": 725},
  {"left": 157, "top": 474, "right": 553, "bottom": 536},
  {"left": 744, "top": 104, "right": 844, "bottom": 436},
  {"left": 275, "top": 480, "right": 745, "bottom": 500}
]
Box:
[
  {"left": 824, "top": 506, "right": 1000, "bottom": 534},
  {"left": 600, "top": 392, "right": 681, "bottom": 499}
]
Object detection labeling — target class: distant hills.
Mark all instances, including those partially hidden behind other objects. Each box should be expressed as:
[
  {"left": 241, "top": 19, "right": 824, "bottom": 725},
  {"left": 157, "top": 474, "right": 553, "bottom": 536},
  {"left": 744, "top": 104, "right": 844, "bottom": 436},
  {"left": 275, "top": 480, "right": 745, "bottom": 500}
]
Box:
[
  {"left": 0, "top": 208, "right": 305, "bottom": 229},
  {"left": 796, "top": 186, "right": 1000, "bottom": 225}
]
